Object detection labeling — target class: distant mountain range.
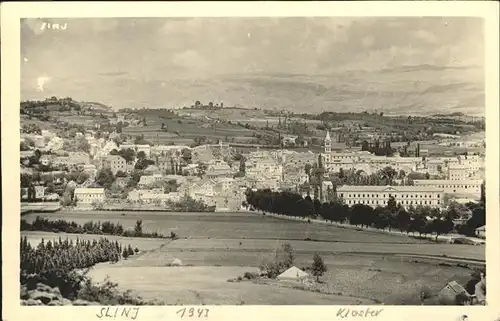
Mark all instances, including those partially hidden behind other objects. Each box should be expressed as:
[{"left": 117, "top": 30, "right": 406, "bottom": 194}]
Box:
[{"left": 22, "top": 64, "right": 485, "bottom": 116}]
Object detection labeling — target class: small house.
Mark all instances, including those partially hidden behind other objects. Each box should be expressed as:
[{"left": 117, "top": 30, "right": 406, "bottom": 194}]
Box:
[
  {"left": 475, "top": 225, "right": 485, "bottom": 239},
  {"left": 277, "top": 266, "right": 309, "bottom": 281},
  {"left": 438, "top": 281, "right": 471, "bottom": 304}
]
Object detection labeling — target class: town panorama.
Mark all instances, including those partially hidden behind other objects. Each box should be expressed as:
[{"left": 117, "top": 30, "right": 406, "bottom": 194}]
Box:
[{"left": 19, "top": 17, "right": 486, "bottom": 306}]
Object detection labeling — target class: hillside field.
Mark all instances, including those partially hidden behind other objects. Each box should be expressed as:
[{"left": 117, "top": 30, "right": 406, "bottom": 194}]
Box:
[{"left": 22, "top": 211, "right": 484, "bottom": 305}]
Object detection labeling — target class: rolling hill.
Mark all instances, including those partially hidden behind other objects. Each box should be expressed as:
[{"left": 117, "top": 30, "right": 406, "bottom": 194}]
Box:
[{"left": 21, "top": 64, "right": 484, "bottom": 116}]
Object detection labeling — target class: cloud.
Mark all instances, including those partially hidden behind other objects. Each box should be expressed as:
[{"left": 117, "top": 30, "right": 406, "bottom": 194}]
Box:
[
  {"left": 414, "top": 30, "right": 439, "bottom": 44},
  {"left": 37, "top": 76, "right": 51, "bottom": 92},
  {"left": 172, "top": 50, "right": 208, "bottom": 72},
  {"left": 362, "top": 36, "right": 375, "bottom": 48}
]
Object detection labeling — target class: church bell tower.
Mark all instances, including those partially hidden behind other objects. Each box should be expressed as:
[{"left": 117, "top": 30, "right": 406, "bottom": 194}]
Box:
[{"left": 324, "top": 130, "right": 332, "bottom": 153}]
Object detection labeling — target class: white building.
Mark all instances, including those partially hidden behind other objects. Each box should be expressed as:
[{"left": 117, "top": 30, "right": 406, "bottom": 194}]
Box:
[
  {"left": 82, "top": 164, "right": 97, "bottom": 177},
  {"left": 128, "top": 189, "right": 182, "bottom": 204},
  {"left": 45, "top": 136, "right": 64, "bottom": 151},
  {"left": 412, "top": 179, "right": 483, "bottom": 199},
  {"left": 74, "top": 188, "right": 105, "bottom": 208},
  {"left": 101, "top": 155, "right": 127, "bottom": 174},
  {"left": 205, "top": 161, "right": 232, "bottom": 179},
  {"left": 151, "top": 145, "right": 190, "bottom": 156},
  {"left": 337, "top": 185, "right": 444, "bottom": 208},
  {"left": 137, "top": 174, "right": 164, "bottom": 189},
  {"left": 448, "top": 165, "right": 470, "bottom": 180}
]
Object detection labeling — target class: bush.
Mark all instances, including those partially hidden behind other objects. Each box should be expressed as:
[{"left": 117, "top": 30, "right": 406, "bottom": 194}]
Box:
[
  {"left": 259, "top": 243, "right": 295, "bottom": 278},
  {"left": 243, "top": 272, "right": 258, "bottom": 280},
  {"left": 452, "top": 237, "right": 476, "bottom": 245},
  {"left": 77, "top": 277, "right": 148, "bottom": 305},
  {"left": 127, "top": 245, "right": 134, "bottom": 256}
]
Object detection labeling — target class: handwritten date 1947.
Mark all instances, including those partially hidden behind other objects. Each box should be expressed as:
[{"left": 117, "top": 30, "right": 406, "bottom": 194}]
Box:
[{"left": 176, "top": 308, "right": 209, "bottom": 318}]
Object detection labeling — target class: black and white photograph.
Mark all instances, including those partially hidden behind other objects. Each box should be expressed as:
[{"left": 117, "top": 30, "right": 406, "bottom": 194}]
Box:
[{"left": 2, "top": 2, "right": 499, "bottom": 317}]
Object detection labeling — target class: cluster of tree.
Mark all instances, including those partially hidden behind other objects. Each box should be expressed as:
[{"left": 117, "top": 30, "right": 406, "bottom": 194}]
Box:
[
  {"left": 328, "top": 167, "right": 405, "bottom": 187},
  {"left": 20, "top": 236, "right": 133, "bottom": 276},
  {"left": 110, "top": 148, "right": 135, "bottom": 163},
  {"left": 20, "top": 140, "right": 34, "bottom": 151},
  {"left": 193, "top": 135, "right": 208, "bottom": 146},
  {"left": 57, "top": 124, "right": 86, "bottom": 139},
  {"left": 134, "top": 153, "right": 155, "bottom": 170},
  {"left": 302, "top": 163, "right": 407, "bottom": 202},
  {"left": 126, "top": 169, "right": 143, "bottom": 188},
  {"left": 181, "top": 148, "right": 192, "bottom": 164},
  {"left": 20, "top": 149, "right": 43, "bottom": 168},
  {"left": 246, "top": 189, "right": 459, "bottom": 240},
  {"left": 170, "top": 195, "right": 216, "bottom": 212},
  {"left": 259, "top": 243, "right": 295, "bottom": 278},
  {"left": 96, "top": 168, "right": 116, "bottom": 189},
  {"left": 21, "top": 186, "right": 41, "bottom": 202},
  {"left": 22, "top": 217, "right": 166, "bottom": 239},
  {"left": 258, "top": 243, "right": 328, "bottom": 282},
  {"left": 62, "top": 136, "right": 91, "bottom": 153},
  {"left": 455, "top": 202, "right": 485, "bottom": 237},
  {"left": 191, "top": 100, "right": 224, "bottom": 109},
  {"left": 361, "top": 140, "right": 395, "bottom": 156},
  {"left": 19, "top": 236, "right": 153, "bottom": 305},
  {"left": 21, "top": 124, "right": 43, "bottom": 135},
  {"left": 133, "top": 134, "right": 153, "bottom": 146}
]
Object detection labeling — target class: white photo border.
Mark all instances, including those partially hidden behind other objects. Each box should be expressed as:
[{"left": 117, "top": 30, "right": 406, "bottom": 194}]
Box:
[{"left": 2, "top": 2, "right": 499, "bottom": 321}]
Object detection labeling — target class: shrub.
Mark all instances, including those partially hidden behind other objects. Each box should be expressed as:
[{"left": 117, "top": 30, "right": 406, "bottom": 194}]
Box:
[
  {"left": 243, "top": 272, "right": 258, "bottom": 280},
  {"left": 259, "top": 243, "right": 295, "bottom": 278},
  {"left": 77, "top": 277, "right": 148, "bottom": 305},
  {"left": 453, "top": 237, "right": 476, "bottom": 245}
]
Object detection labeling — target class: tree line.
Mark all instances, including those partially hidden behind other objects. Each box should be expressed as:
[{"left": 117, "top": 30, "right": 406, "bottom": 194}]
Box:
[
  {"left": 245, "top": 188, "right": 485, "bottom": 240},
  {"left": 21, "top": 217, "right": 168, "bottom": 239}
]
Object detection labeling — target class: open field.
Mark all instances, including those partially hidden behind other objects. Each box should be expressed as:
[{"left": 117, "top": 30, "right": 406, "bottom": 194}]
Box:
[
  {"left": 86, "top": 266, "right": 374, "bottom": 305},
  {"left": 22, "top": 211, "right": 435, "bottom": 244},
  {"left": 22, "top": 211, "right": 483, "bottom": 305}
]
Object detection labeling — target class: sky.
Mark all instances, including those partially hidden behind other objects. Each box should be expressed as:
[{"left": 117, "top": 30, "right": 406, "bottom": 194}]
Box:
[{"left": 21, "top": 17, "right": 485, "bottom": 112}]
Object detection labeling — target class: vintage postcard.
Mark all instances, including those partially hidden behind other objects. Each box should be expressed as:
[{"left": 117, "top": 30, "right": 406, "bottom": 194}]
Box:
[{"left": 1, "top": 2, "right": 499, "bottom": 321}]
